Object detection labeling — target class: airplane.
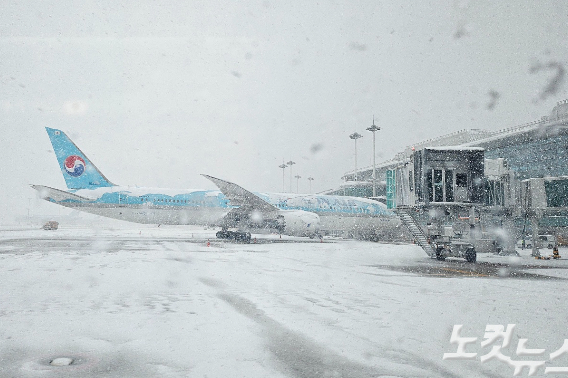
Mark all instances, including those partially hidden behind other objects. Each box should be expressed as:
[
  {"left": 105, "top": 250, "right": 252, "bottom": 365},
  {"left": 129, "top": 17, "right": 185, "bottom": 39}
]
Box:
[{"left": 32, "top": 127, "right": 398, "bottom": 242}]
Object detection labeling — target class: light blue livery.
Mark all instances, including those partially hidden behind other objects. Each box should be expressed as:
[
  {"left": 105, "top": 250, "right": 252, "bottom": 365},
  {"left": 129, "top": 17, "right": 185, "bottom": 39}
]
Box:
[
  {"left": 33, "top": 128, "right": 398, "bottom": 240},
  {"left": 46, "top": 127, "right": 114, "bottom": 190}
]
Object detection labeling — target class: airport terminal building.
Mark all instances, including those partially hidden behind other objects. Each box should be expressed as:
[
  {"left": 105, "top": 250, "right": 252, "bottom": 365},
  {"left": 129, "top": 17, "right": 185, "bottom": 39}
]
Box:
[{"left": 328, "top": 99, "right": 568, "bottom": 242}]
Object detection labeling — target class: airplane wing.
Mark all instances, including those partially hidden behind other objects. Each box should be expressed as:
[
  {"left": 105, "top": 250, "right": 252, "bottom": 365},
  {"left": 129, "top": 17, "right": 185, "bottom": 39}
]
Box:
[
  {"left": 201, "top": 175, "right": 279, "bottom": 213},
  {"left": 31, "top": 185, "right": 93, "bottom": 202}
]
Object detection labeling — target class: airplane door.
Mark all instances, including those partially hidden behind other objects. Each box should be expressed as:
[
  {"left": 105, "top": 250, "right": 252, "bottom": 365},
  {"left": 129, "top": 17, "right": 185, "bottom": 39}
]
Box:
[{"left": 118, "top": 193, "right": 126, "bottom": 207}]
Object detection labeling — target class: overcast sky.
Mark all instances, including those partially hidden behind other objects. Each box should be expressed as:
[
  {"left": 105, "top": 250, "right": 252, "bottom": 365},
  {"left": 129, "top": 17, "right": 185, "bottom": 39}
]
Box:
[{"left": 1, "top": 1, "right": 567, "bottom": 221}]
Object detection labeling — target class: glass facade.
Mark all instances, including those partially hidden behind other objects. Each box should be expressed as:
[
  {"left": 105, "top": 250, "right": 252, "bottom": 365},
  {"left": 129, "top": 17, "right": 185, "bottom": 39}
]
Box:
[
  {"left": 545, "top": 179, "right": 568, "bottom": 207},
  {"left": 484, "top": 133, "right": 568, "bottom": 180},
  {"left": 327, "top": 186, "right": 375, "bottom": 198}
]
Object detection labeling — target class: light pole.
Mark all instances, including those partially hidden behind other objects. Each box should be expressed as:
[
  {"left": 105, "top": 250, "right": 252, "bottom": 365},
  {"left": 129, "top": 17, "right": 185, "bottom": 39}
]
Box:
[
  {"left": 286, "top": 160, "right": 295, "bottom": 192},
  {"left": 279, "top": 161, "right": 287, "bottom": 192},
  {"left": 307, "top": 177, "right": 314, "bottom": 193},
  {"left": 366, "top": 116, "right": 380, "bottom": 197},
  {"left": 294, "top": 175, "right": 301, "bottom": 193},
  {"left": 349, "top": 132, "right": 363, "bottom": 181}
]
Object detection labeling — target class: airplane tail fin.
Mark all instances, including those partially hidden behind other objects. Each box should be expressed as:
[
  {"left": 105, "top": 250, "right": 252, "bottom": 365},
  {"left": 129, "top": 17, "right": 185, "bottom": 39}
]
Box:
[{"left": 45, "top": 127, "right": 115, "bottom": 189}]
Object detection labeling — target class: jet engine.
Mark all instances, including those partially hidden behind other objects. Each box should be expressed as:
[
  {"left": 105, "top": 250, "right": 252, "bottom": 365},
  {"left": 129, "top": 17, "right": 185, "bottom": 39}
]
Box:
[{"left": 278, "top": 209, "right": 321, "bottom": 237}]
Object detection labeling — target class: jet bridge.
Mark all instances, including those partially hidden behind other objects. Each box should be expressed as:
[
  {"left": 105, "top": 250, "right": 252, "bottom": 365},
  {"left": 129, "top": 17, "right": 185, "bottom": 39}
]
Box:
[
  {"left": 392, "top": 147, "right": 493, "bottom": 262},
  {"left": 519, "top": 176, "right": 568, "bottom": 256}
]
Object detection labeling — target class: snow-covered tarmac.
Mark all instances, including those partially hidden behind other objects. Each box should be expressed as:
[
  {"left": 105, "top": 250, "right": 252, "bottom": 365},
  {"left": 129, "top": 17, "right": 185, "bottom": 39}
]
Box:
[{"left": 1, "top": 224, "right": 567, "bottom": 377}]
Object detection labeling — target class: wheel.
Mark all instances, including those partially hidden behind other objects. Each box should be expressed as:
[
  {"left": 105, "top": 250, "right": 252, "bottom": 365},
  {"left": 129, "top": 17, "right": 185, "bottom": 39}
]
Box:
[
  {"left": 435, "top": 247, "right": 446, "bottom": 261},
  {"left": 234, "top": 232, "right": 251, "bottom": 243},
  {"left": 548, "top": 244, "right": 553, "bottom": 249},
  {"left": 465, "top": 248, "right": 477, "bottom": 263}
]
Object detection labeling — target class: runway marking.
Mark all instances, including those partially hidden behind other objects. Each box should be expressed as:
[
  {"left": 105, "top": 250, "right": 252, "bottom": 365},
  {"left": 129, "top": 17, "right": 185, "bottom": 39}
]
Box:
[
  {"left": 369, "top": 261, "right": 568, "bottom": 280},
  {"left": 439, "top": 267, "right": 490, "bottom": 277}
]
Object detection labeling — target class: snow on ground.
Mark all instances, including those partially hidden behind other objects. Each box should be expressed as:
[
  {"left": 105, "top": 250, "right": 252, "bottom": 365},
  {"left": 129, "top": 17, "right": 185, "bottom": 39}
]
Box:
[{"left": 1, "top": 224, "right": 568, "bottom": 377}]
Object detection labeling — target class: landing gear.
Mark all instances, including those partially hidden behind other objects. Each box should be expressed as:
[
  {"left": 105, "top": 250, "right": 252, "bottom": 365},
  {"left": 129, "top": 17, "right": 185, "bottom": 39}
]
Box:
[
  {"left": 234, "top": 232, "right": 252, "bottom": 243},
  {"left": 308, "top": 232, "right": 322, "bottom": 240},
  {"left": 216, "top": 230, "right": 251, "bottom": 243},
  {"left": 216, "top": 230, "right": 230, "bottom": 239}
]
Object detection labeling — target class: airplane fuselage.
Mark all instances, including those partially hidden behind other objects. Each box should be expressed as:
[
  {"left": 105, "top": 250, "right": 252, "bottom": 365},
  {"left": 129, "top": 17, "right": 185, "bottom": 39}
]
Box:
[{"left": 35, "top": 185, "right": 399, "bottom": 237}]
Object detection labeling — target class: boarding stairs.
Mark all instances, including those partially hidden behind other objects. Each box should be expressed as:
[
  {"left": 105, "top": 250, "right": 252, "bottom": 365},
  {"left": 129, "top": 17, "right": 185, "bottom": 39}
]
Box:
[{"left": 395, "top": 206, "right": 435, "bottom": 257}]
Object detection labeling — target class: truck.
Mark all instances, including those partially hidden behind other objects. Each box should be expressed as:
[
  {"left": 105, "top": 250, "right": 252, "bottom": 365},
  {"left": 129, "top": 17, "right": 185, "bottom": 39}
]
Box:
[{"left": 42, "top": 221, "right": 59, "bottom": 230}]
